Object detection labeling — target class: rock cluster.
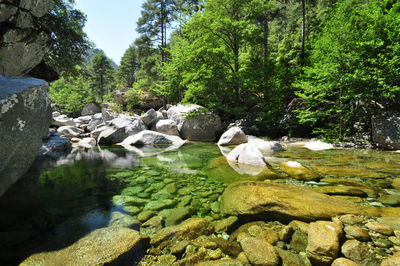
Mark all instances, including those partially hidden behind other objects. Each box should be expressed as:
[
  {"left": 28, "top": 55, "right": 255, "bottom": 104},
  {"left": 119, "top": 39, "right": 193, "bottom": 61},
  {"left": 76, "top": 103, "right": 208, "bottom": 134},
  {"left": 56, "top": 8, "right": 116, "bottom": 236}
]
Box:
[{"left": 48, "top": 104, "right": 222, "bottom": 156}]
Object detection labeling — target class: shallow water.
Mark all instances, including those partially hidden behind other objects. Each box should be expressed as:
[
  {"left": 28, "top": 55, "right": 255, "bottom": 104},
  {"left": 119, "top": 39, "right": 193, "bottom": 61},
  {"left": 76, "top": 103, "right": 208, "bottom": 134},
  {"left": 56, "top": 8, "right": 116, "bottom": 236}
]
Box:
[{"left": 0, "top": 143, "right": 399, "bottom": 265}]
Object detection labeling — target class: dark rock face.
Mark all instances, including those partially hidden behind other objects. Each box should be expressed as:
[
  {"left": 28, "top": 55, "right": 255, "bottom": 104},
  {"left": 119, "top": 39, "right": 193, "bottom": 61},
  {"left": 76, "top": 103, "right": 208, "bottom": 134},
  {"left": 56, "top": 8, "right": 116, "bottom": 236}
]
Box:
[
  {"left": 0, "top": 0, "right": 52, "bottom": 76},
  {"left": 0, "top": 77, "right": 52, "bottom": 196},
  {"left": 372, "top": 114, "right": 400, "bottom": 150}
]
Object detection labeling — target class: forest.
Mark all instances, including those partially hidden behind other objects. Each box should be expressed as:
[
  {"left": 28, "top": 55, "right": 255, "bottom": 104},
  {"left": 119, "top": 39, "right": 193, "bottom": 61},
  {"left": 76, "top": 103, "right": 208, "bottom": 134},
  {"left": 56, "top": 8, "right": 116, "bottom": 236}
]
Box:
[{"left": 47, "top": 0, "right": 400, "bottom": 141}]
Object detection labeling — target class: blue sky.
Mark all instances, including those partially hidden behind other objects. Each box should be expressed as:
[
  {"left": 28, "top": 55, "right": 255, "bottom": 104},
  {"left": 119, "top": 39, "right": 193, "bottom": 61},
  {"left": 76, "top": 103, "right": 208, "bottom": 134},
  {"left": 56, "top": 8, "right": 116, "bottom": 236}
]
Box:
[{"left": 75, "top": 0, "right": 145, "bottom": 64}]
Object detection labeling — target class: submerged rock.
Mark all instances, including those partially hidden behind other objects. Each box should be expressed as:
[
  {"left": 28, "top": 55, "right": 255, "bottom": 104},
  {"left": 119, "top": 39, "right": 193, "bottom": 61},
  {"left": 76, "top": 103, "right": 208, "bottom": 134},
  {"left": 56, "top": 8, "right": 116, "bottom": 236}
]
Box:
[
  {"left": 306, "top": 221, "right": 342, "bottom": 265},
  {"left": 218, "top": 127, "right": 247, "bottom": 146},
  {"left": 220, "top": 181, "right": 397, "bottom": 222},
  {"left": 21, "top": 227, "right": 149, "bottom": 265},
  {"left": 0, "top": 77, "right": 51, "bottom": 196},
  {"left": 151, "top": 218, "right": 212, "bottom": 245},
  {"left": 240, "top": 237, "right": 280, "bottom": 266},
  {"left": 279, "top": 161, "right": 320, "bottom": 181}
]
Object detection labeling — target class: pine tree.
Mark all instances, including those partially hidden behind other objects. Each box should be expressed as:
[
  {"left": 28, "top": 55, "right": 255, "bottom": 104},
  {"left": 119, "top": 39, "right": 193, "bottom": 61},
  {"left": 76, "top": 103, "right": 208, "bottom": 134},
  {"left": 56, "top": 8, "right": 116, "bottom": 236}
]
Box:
[
  {"left": 117, "top": 45, "right": 139, "bottom": 88},
  {"left": 89, "top": 50, "right": 115, "bottom": 101}
]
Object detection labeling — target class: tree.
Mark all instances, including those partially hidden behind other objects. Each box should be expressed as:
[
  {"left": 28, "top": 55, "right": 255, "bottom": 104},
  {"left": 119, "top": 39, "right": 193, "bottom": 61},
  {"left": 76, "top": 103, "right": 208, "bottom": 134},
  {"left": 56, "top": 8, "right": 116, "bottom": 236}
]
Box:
[
  {"left": 296, "top": 0, "right": 400, "bottom": 140},
  {"left": 137, "top": 0, "right": 177, "bottom": 63},
  {"left": 89, "top": 50, "right": 115, "bottom": 102},
  {"left": 39, "top": 0, "right": 91, "bottom": 75},
  {"left": 49, "top": 66, "right": 94, "bottom": 116},
  {"left": 117, "top": 45, "right": 139, "bottom": 88}
]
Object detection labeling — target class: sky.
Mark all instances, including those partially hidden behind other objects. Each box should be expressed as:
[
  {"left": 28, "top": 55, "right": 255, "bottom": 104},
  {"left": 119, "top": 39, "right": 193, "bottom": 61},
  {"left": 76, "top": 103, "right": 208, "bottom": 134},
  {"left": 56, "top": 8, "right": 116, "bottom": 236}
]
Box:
[{"left": 75, "top": 0, "right": 145, "bottom": 65}]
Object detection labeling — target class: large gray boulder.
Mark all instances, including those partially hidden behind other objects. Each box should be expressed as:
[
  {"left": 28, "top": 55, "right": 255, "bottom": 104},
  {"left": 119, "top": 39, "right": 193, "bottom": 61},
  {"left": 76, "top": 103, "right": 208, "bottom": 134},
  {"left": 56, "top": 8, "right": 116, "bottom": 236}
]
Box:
[
  {"left": 372, "top": 114, "right": 400, "bottom": 150},
  {"left": 0, "top": 0, "right": 52, "bottom": 76},
  {"left": 152, "top": 119, "right": 180, "bottom": 136},
  {"left": 140, "top": 108, "right": 163, "bottom": 127},
  {"left": 167, "top": 104, "right": 222, "bottom": 141},
  {"left": 0, "top": 77, "right": 51, "bottom": 196},
  {"left": 86, "top": 113, "right": 103, "bottom": 132},
  {"left": 98, "top": 116, "right": 146, "bottom": 145},
  {"left": 81, "top": 102, "right": 101, "bottom": 116},
  {"left": 218, "top": 126, "right": 247, "bottom": 146}
]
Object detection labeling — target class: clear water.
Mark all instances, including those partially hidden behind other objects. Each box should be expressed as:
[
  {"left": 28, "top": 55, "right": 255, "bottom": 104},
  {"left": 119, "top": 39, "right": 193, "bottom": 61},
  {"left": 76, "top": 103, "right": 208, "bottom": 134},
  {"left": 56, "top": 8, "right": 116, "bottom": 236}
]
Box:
[{"left": 1, "top": 143, "right": 399, "bottom": 265}]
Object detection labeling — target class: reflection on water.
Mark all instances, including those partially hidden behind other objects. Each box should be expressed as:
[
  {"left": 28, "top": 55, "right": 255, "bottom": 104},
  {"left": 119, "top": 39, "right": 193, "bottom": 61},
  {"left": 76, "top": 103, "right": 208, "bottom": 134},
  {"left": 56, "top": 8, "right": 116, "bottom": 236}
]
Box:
[{"left": 0, "top": 142, "right": 400, "bottom": 265}]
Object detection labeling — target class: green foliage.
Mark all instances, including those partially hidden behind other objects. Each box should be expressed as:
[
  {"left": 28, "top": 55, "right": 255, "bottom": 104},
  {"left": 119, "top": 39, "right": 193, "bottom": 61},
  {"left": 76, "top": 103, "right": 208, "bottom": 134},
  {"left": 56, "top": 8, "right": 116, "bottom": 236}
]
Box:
[
  {"left": 49, "top": 66, "right": 94, "bottom": 116},
  {"left": 125, "top": 87, "right": 144, "bottom": 111},
  {"left": 89, "top": 50, "right": 116, "bottom": 102},
  {"left": 295, "top": 0, "right": 400, "bottom": 140},
  {"left": 40, "top": 0, "right": 91, "bottom": 75},
  {"left": 117, "top": 45, "right": 139, "bottom": 88}
]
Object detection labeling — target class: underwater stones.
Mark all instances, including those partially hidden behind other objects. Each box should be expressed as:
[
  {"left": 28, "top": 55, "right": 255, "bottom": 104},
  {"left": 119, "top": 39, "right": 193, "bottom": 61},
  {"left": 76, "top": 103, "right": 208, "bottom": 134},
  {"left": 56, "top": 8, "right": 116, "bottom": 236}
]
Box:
[
  {"left": 196, "top": 259, "right": 243, "bottom": 266},
  {"left": 21, "top": 227, "right": 149, "bottom": 266},
  {"left": 311, "top": 165, "right": 387, "bottom": 179},
  {"left": 331, "top": 257, "right": 359, "bottom": 266},
  {"left": 304, "top": 141, "right": 334, "bottom": 151},
  {"left": 218, "top": 126, "right": 247, "bottom": 146},
  {"left": 226, "top": 143, "right": 266, "bottom": 166},
  {"left": 151, "top": 218, "right": 212, "bottom": 246},
  {"left": 276, "top": 248, "right": 311, "bottom": 266},
  {"left": 159, "top": 207, "right": 194, "bottom": 226},
  {"left": 378, "top": 195, "right": 400, "bottom": 206},
  {"left": 392, "top": 178, "right": 400, "bottom": 189},
  {"left": 144, "top": 199, "right": 178, "bottom": 211},
  {"left": 365, "top": 222, "right": 394, "bottom": 236},
  {"left": 306, "top": 221, "right": 342, "bottom": 265},
  {"left": 108, "top": 211, "right": 140, "bottom": 229},
  {"left": 220, "top": 181, "right": 385, "bottom": 222},
  {"left": 341, "top": 239, "right": 375, "bottom": 265},
  {"left": 381, "top": 252, "right": 400, "bottom": 266},
  {"left": 240, "top": 237, "right": 280, "bottom": 266},
  {"left": 120, "top": 130, "right": 185, "bottom": 147},
  {"left": 212, "top": 216, "right": 238, "bottom": 233},
  {"left": 314, "top": 186, "right": 368, "bottom": 197},
  {"left": 137, "top": 210, "right": 156, "bottom": 222},
  {"left": 279, "top": 161, "right": 320, "bottom": 181},
  {"left": 344, "top": 225, "right": 370, "bottom": 241},
  {"left": 167, "top": 104, "right": 222, "bottom": 142}
]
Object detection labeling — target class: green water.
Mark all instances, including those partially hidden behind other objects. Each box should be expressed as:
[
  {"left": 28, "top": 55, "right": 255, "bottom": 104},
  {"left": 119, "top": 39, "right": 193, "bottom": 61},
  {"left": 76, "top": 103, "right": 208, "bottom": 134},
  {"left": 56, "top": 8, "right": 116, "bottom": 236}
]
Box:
[{"left": 0, "top": 143, "right": 399, "bottom": 264}]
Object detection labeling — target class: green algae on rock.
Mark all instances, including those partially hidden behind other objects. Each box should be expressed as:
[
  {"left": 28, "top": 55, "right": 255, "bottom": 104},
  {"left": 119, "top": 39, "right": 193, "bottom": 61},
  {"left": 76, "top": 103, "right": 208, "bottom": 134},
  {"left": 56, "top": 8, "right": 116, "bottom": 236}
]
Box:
[
  {"left": 20, "top": 227, "right": 149, "bottom": 266},
  {"left": 220, "top": 181, "right": 400, "bottom": 222}
]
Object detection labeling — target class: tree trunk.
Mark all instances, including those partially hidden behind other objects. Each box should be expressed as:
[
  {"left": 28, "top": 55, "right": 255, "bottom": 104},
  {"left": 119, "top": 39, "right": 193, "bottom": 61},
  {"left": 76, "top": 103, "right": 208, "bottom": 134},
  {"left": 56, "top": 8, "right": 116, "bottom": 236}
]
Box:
[{"left": 301, "top": 0, "right": 306, "bottom": 66}]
